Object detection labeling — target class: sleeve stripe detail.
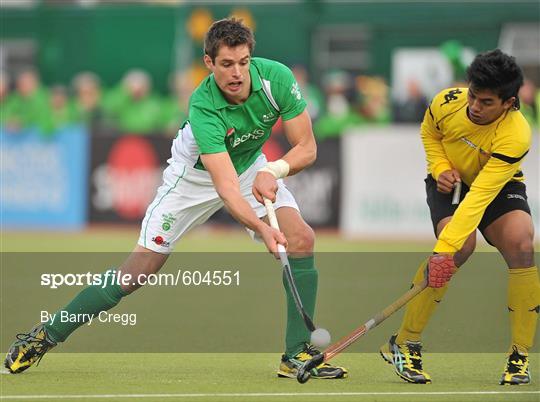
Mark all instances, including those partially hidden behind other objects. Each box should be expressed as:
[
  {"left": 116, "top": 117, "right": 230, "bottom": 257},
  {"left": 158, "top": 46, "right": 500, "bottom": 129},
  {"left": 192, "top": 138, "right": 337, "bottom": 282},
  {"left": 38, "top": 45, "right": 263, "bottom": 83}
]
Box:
[
  {"left": 260, "top": 78, "right": 280, "bottom": 112},
  {"left": 491, "top": 150, "right": 529, "bottom": 164},
  {"left": 435, "top": 102, "right": 467, "bottom": 129}
]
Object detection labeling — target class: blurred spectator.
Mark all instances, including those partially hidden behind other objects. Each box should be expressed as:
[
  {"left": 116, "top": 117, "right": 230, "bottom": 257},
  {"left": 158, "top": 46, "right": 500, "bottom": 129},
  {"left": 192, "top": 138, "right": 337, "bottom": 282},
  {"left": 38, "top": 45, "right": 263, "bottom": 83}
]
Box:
[
  {"left": 392, "top": 78, "right": 429, "bottom": 123},
  {"left": 72, "top": 72, "right": 107, "bottom": 130},
  {"left": 4, "top": 64, "right": 494, "bottom": 138},
  {"left": 292, "top": 64, "right": 324, "bottom": 121},
  {"left": 108, "top": 69, "right": 163, "bottom": 135},
  {"left": 0, "top": 70, "right": 9, "bottom": 103},
  {"left": 356, "top": 75, "right": 391, "bottom": 124},
  {"left": 101, "top": 80, "right": 128, "bottom": 118},
  {"left": 536, "top": 91, "right": 540, "bottom": 132},
  {"left": 43, "top": 85, "right": 78, "bottom": 133},
  {"left": 0, "top": 71, "right": 10, "bottom": 126},
  {"left": 1, "top": 68, "right": 49, "bottom": 134},
  {"left": 518, "top": 78, "right": 538, "bottom": 130},
  {"left": 161, "top": 70, "right": 194, "bottom": 136},
  {"left": 314, "top": 70, "right": 364, "bottom": 139},
  {"left": 440, "top": 40, "right": 468, "bottom": 83}
]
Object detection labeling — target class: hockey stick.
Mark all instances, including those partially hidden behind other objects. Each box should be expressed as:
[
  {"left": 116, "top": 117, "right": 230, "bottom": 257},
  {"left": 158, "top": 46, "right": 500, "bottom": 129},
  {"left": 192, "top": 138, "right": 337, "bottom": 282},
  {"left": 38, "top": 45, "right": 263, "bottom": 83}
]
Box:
[
  {"left": 264, "top": 198, "right": 316, "bottom": 332},
  {"left": 452, "top": 181, "right": 462, "bottom": 205},
  {"left": 297, "top": 277, "right": 428, "bottom": 383}
]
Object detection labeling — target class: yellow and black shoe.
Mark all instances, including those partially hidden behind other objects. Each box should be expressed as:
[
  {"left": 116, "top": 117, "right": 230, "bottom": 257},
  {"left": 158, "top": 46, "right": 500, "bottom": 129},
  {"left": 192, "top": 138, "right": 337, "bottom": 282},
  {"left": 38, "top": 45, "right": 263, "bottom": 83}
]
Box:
[
  {"left": 500, "top": 347, "right": 530, "bottom": 385},
  {"left": 277, "top": 344, "right": 348, "bottom": 379},
  {"left": 4, "top": 324, "right": 56, "bottom": 374},
  {"left": 380, "top": 334, "right": 431, "bottom": 384}
]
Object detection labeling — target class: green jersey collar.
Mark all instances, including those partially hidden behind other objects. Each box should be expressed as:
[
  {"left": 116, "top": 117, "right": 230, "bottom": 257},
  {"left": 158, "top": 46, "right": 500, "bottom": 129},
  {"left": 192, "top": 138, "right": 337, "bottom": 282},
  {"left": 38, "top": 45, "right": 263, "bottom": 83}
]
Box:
[
  {"left": 249, "top": 62, "right": 262, "bottom": 92},
  {"left": 209, "top": 61, "right": 262, "bottom": 109}
]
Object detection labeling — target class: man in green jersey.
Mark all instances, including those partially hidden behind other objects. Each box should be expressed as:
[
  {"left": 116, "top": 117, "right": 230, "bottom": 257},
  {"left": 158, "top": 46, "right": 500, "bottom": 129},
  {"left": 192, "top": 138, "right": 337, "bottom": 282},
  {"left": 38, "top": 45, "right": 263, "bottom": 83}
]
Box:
[{"left": 5, "top": 18, "right": 347, "bottom": 380}]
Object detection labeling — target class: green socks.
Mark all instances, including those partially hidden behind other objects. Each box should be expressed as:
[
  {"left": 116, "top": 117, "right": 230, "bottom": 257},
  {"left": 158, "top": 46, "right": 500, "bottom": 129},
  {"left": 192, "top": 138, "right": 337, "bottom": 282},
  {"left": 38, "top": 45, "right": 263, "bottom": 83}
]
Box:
[
  {"left": 45, "top": 272, "right": 128, "bottom": 343},
  {"left": 283, "top": 256, "right": 318, "bottom": 357}
]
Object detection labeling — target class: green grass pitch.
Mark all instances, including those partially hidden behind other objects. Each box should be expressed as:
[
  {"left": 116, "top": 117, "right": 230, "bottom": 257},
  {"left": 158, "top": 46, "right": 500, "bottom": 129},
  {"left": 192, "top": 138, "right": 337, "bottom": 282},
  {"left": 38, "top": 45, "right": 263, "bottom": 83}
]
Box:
[
  {"left": 2, "top": 353, "right": 539, "bottom": 401},
  {"left": 1, "top": 228, "right": 539, "bottom": 401}
]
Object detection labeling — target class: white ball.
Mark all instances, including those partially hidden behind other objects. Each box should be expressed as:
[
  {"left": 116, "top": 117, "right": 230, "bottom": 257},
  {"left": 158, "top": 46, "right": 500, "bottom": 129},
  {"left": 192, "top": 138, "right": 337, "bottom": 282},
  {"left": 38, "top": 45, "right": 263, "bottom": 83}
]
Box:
[{"left": 310, "top": 328, "right": 331, "bottom": 348}]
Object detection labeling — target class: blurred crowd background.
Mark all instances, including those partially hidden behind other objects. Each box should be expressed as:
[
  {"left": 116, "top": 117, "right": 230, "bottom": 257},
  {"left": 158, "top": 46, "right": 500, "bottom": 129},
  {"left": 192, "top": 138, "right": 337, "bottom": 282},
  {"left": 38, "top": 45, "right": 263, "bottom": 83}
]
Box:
[
  {"left": 2, "top": 0, "right": 539, "bottom": 138},
  {"left": 2, "top": 57, "right": 539, "bottom": 138},
  {"left": 1, "top": 0, "right": 539, "bottom": 235}
]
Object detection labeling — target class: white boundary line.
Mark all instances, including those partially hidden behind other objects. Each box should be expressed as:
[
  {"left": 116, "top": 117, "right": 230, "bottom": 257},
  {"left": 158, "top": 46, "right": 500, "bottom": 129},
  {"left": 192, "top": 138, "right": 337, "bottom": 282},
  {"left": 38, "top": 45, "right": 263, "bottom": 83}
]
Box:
[{"left": 1, "top": 391, "right": 539, "bottom": 399}]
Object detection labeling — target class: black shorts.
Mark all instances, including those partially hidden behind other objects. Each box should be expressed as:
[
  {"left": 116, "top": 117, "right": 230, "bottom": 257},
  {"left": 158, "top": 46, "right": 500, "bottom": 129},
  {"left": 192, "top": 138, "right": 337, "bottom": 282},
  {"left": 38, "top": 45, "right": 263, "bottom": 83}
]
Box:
[{"left": 425, "top": 175, "right": 531, "bottom": 239}]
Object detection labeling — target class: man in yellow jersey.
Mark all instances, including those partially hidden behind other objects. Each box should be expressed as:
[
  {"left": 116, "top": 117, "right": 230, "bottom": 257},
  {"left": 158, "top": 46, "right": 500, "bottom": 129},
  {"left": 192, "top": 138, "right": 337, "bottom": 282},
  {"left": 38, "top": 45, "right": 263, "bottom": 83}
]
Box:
[{"left": 380, "top": 49, "right": 538, "bottom": 385}]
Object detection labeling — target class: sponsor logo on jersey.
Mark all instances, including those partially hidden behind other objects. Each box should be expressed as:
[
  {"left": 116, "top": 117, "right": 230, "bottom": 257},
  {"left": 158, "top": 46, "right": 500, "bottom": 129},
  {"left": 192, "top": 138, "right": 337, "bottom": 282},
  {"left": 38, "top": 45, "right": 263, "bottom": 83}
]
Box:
[
  {"left": 291, "top": 82, "right": 302, "bottom": 100},
  {"left": 507, "top": 193, "right": 526, "bottom": 201},
  {"left": 460, "top": 137, "right": 490, "bottom": 156},
  {"left": 152, "top": 236, "right": 170, "bottom": 247},
  {"left": 262, "top": 111, "right": 276, "bottom": 123},
  {"left": 440, "top": 88, "right": 463, "bottom": 106},
  {"left": 229, "top": 128, "right": 266, "bottom": 148}
]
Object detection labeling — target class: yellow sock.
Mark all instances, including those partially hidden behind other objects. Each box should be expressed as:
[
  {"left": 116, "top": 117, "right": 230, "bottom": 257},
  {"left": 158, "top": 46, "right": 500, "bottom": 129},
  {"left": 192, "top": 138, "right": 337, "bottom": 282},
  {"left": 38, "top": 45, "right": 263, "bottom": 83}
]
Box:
[
  {"left": 396, "top": 259, "right": 450, "bottom": 344},
  {"left": 508, "top": 266, "right": 540, "bottom": 355}
]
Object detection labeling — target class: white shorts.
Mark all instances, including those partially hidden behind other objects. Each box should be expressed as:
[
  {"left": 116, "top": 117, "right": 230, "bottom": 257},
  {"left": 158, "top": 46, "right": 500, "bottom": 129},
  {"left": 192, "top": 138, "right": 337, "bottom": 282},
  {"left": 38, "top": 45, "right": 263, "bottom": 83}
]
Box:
[{"left": 138, "top": 154, "right": 299, "bottom": 253}]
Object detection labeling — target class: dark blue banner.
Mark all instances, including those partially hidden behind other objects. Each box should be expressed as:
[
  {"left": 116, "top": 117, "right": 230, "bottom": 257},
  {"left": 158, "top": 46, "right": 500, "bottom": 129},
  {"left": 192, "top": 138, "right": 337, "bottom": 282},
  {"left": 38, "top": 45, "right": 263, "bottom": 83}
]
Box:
[{"left": 1, "top": 126, "right": 89, "bottom": 229}]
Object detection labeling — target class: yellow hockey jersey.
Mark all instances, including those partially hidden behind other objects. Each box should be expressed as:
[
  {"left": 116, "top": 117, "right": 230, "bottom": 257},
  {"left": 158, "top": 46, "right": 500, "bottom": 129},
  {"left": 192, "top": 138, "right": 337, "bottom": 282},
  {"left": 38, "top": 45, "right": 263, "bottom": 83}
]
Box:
[{"left": 420, "top": 87, "right": 531, "bottom": 253}]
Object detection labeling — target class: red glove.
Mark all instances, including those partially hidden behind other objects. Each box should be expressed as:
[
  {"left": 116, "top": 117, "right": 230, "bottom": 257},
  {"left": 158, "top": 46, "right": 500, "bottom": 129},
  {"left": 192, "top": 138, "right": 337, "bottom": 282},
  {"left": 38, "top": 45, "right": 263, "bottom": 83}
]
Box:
[{"left": 427, "top": 254, "right": 457, "bottom": 288}]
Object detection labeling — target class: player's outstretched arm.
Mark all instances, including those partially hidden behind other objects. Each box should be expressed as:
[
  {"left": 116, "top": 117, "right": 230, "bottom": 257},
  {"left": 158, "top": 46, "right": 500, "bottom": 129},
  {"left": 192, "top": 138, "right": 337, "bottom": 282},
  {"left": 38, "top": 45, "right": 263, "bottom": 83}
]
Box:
[
  {"left": 281, "top": 109, "right": 317, "bottom": 175},
  {"left": 201, "top": 151, "right": 286, "bottom": 254}
]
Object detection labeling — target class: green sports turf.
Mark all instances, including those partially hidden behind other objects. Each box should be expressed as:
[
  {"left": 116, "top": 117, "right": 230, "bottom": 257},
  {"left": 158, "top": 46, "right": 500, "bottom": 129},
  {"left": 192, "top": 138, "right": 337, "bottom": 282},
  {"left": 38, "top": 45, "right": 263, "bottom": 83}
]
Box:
[
  {"left": 0, "top": 227, "right": 438, "bottom": 252},
  {"left": 1, "top": 229, "right": 539, "bottom": 401},
  {"left": 1, "top": 353, "right": 539, "bottom": 401}
]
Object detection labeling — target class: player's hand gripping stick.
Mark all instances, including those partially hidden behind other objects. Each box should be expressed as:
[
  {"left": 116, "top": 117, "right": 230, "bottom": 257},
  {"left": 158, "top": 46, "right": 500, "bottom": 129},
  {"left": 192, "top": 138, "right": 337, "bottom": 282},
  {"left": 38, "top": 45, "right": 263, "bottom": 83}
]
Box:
[
  {"left": 452, "top": 181, "right": 462, "bottom": 205},
  {"left": 427, "top": 254, "right": 457, "bottom": 288}
]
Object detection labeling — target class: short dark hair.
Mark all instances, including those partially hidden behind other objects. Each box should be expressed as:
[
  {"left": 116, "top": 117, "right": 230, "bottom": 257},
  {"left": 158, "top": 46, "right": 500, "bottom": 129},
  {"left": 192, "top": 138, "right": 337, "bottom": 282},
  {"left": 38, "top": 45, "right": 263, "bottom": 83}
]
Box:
[
  {"left": 466, "top": 49, "right": 523, "bottom": 108},
  {"left": 204, "top": 18, "right": 255, "bottom": 62}
]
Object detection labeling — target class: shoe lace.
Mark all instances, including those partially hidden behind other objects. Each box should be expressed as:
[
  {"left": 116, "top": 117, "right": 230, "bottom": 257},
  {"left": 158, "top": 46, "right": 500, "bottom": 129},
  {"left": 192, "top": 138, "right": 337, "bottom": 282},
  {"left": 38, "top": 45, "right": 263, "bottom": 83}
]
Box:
[
  {"left": 290, "top": 344, "right": 321, "bottom": 362},
  {"left": 507, "top": 347, "right": 528, "bottom": 375},
  {"left": 14, "top": 332, "right": 54, "bottom": 366},
  {"left": 404, "top": 342, "right": 423, "bottom": 371},
  {"left": 304, "top": 344, "right": 321, "bottom": 356},
  {"left": 302, "top": 344, "right": 336, "bottom": 369}
]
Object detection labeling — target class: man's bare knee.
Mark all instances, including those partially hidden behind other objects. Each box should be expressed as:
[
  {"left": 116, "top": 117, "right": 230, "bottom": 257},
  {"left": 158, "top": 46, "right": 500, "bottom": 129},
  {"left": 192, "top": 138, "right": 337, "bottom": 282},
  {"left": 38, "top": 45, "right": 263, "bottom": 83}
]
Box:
[
  {"left": 119, "top": 245, "right": 169, "bottom": 294},
  {"left": 512, "top": 238, "right": 534, "bottom": 255},
  {"left": 288, "top": 225, "right": 315, "bottom": 255},
  {"left": 501, "top": 238, "right": 535, "bottom": 268}
]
